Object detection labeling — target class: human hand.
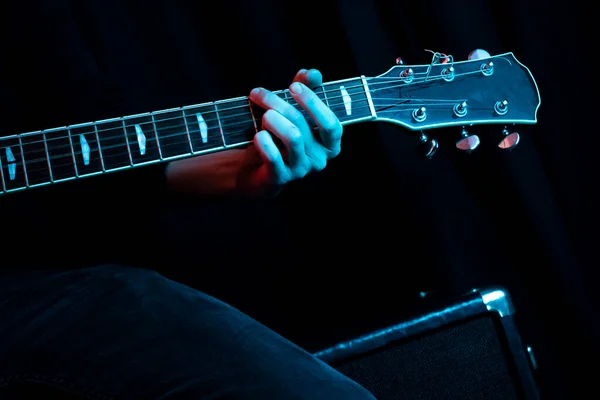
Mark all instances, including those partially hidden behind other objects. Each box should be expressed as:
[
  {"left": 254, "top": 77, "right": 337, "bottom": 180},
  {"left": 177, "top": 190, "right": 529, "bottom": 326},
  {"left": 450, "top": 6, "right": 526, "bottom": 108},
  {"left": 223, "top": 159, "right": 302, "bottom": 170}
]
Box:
[{"left": 237, "top": 68, "right": 343, "bottom": 196}]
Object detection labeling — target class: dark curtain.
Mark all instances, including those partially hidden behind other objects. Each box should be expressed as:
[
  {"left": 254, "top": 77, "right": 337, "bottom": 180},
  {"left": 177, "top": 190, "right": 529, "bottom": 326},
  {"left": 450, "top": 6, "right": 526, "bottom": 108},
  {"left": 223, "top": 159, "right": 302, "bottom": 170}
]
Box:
[{"left": 0, "top": 0, "right": 595, "bottom": 398}]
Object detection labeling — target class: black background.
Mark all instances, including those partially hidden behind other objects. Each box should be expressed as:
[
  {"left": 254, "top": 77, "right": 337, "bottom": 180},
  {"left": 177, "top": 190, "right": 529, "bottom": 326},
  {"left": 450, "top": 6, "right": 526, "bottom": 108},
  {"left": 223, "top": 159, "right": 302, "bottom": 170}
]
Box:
[{"left": 0, "top": 1, "right": 596, "bottom": 398}]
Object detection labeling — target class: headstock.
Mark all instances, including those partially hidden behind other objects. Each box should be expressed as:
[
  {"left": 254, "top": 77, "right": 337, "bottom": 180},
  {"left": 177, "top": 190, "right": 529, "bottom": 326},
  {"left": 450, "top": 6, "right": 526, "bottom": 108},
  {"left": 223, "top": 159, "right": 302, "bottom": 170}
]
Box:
[{"left": 368, "top": 50, "right": 540, "bottom": 156}]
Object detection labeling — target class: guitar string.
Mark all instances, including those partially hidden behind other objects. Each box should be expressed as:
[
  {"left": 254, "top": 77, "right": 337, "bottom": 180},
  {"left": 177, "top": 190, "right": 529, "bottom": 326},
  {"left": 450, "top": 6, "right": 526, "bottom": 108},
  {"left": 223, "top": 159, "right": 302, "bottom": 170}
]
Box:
[
  {"left": 0, "top": 66, "right": 485, "bottom": 150},
  {"left": 5, "top": 101, "right": 380, "bottom": 172},
  {"left": 2, "top": 96, "right": 487, "bottom": 182},
  {"left": 1, "top": 74, "right": 468, "bottom": 159},
  {"left": 77, "top": 67, "right": 473, "bottom": 140},
  {"left": 2, "top": 100, "right": 449, "bottom": 181},
  {"left": 4, "top": 93, "right": 465, "bottom": 164},
  {"left": 1, "top": 67, "right": 492, "bottom": 185},
  {"left": 1, "top": 80, "right": 478, "bottom": 181}
]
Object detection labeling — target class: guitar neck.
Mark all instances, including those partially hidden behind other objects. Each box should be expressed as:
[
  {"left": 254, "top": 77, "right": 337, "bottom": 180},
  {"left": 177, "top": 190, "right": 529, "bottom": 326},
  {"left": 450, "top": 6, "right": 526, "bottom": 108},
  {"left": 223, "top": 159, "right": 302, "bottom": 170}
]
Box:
[
  {"left": 0, "top": 52, "right": 542, "bottom": 195},
  {"left": 0, "top": 76, "right": 375, "bottom": 195}
]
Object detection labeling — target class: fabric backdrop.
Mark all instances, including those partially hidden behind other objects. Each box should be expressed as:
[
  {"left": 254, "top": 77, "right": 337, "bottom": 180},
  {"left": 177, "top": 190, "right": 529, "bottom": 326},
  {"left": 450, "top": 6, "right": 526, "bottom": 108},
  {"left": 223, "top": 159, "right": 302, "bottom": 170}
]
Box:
[{"left": 0, "top": 1, "right": 595, "bottom": 398}]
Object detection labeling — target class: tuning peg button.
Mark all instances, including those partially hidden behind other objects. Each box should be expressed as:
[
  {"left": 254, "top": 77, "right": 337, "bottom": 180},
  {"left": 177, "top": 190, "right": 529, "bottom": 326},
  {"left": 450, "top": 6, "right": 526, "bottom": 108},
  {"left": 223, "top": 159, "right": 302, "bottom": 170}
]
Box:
[
  {"left": 442, "top": 66, "right": 455, "bottom": 82},
  {"left": 412, "top": 107, "right": 427, "bottom": 122},
  {"left": 399, "top": 68, "right": 414, "bottom": 83},
  {"left": 453, "top": 101, "right": 468, "bottom": 117},
  {"left": 468, "top": 49, "right": 491, "bottom": 60},
  {"left": 480, "top": 61, "right": 494, "bottom": 76},
  {"left": 419, "top": 132, "right": 438, "bottom": 159},
  {"left": 395, "top": 57, "right": 404, "bottom": 65},
  {"left": 498, "top": 127, "right": 520, "bottom": 150},
  {"left": 456, "top": 127, "right": 480, "bottom": 152},
  {"left": 494, "top": 100, "right": 509, "bottom": 115}
]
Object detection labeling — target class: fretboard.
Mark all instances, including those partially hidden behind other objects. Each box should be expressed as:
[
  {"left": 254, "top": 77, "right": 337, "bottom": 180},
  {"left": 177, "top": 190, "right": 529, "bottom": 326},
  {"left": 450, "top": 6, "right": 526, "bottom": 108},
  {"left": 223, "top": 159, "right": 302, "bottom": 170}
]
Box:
[{"left": 0, "top": 76, "right": 375, "bottom": 194}]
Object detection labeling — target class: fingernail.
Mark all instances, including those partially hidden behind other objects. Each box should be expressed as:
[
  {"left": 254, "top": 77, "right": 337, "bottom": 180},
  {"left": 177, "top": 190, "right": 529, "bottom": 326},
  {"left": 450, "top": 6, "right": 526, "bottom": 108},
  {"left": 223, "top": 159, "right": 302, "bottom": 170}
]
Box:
[
  {"left": 290, "top": 82, "right": 303, "bottom": 94},
  {"left": 250, "top": 88, "right": 261, "bottom": 96}
]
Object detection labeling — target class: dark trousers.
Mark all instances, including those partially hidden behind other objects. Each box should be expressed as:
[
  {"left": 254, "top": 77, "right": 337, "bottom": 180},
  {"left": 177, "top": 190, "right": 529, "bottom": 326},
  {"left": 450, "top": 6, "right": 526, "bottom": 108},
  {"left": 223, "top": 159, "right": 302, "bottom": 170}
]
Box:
[{"left": 0, "top": 265, "right": 375, "bottom": 399}]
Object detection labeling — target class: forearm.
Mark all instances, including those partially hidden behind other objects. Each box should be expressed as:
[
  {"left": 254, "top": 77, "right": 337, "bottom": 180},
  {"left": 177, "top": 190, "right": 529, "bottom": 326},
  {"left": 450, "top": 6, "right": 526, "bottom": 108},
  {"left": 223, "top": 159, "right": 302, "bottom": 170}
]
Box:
[{"left": 164, "top": 149, "right": 246, "bottom": 197}]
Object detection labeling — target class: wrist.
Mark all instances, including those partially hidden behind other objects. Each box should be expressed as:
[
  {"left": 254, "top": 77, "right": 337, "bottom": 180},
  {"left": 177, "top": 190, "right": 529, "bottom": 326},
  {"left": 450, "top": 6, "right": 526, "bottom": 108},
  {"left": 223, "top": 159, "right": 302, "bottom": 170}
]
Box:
[{"left": 165, "top": 150, "right": 246, "bottom": 197}]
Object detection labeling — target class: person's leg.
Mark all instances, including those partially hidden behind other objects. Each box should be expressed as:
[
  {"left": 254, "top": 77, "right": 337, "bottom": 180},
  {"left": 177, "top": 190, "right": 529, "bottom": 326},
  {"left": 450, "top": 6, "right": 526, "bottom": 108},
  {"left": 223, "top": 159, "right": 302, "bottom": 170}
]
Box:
[{"left": 0, "top": 265, "right": 375, "bottom": 399}]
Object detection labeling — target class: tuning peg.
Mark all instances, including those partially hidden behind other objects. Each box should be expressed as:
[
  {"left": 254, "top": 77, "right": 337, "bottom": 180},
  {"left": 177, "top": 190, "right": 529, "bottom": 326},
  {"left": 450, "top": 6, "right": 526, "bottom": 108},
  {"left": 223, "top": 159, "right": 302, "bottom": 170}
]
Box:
[
  {"left": 424, "top": 49, "right": 451, "bottom": 64},
  {"left": 456, "top": 127, "right": 480, "bottom": 152},
  {"left": 434, "top": 52, "right": 450, "bottom": 64},
  {"left": 395, "top": 57, "right": 404, "bottom": 65},
  {"left": 494, "top": 99, "right": 509, "bottom": 115},
  {"left": 468, "top": 49, "right": 491, "bottom": 60},
  {"left": 419, "top": 132, "right": 438, "bottom": 159},
  {"left": 498, "top": 126, "right": 520, "bottom": 150}
]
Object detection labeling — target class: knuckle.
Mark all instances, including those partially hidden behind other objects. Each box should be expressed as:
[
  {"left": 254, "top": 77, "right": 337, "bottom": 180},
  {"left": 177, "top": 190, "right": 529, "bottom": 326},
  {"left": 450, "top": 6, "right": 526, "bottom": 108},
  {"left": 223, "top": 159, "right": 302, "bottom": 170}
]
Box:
[
  {"left": 287, "top": 125, "right": 303, "bottom": 147},
  {"left": 325, "top": 122, "right": 343, "bottom": 140},
  {"left": 290, "top": 114, "right": 304, "bottom": 129},
  {"left": 328, "top": 146, "right": 341, "bottom": 158},
  {"left": 290, "top": 158, "right": 311, "bottom": 179},
  {"left": 327, "top": 122, "right": 343, "bottom": 139},
  {"left": 289, "top": 109, "right": 308, "bottom": 128},
  {"left": 303, "top": 92, "right": 318, "bottom": 108},
  {"left": 311, "top": 155, "right": 327, "bottom": 172},
  {"left": 272, "top": 173, "right": 289, "bottom": 186},
  {"left": 321, "top": 125, "right": 343, "bottom": 157},
  {"left": 294, "top": 165, "right": 310, "bottom": 179},
  {"left": 325, "top": 112, "right": 341, "bottom": 127},
  {"left": 288, "top": 104, "right": 304, "bottom": 119}
]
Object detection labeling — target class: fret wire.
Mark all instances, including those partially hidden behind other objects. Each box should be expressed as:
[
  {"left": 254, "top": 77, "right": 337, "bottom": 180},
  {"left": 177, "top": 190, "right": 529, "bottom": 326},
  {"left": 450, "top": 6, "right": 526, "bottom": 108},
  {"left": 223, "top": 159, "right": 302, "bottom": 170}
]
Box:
[
  {"left": 361, "top": 76, "right": 377, "bottom": 118},
  {"left": 0, "top": 76, "right": 383, "bottom": 197},
  {"left": 213, "top": 103, "right": 227, "bottom": 147},
  {"left": 282, "top": 90, "right": 295, "bottom": 119},
  {"left": 45, "top": 101, "right": 376, "bottom": 155},
  {"left": 3, "top": 78, "right": 374, "bottom": 171},
  {"left": 0, "top": 154, "right": 5, "bottom": 192},
  {"left": 40, "top": 100, "right": 373, "bottom": 156},
  {"left": 180, "top": 109, "right": 194, "bottom": 153},
  {"left": 150, "top": 113, "right": 164, "bottom": 160},
  {"left": 75, "top": 83, "right": 363, "bottom": 141},
  {"left": 247, "top": 97, "right": 258, "bottom": 133},
  {"left": 320, "top": 84, "right": 330, "bottom": 107},
  {"left": 18, "top": 98, "right": 374, "bottom": 166},
  {"left": 42, "top": 131, "right": 54, "bottom": 182},
  {"left": 120, "top": 119, "right": 134, "bottom": 166},
  {"left": 17, "top": 135, "right": 29, "bottom": 187},
  {"left": 93, "top": 123, "right": 106, "bottom": 172},
  {"left": 36, "top": 90, "right": 350, "bottom": 149},
  {"left": 66, "top": 128, "right": 79, "bottom": 177}
]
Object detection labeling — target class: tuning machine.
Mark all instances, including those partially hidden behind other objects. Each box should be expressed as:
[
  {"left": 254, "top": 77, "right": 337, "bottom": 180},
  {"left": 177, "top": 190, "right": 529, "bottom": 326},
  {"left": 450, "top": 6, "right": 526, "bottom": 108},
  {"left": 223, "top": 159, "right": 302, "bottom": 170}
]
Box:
[
  {"left": 498, "top": 126, "right": 520, "bottom": 150},
  {"left": 419, "top": 131, "right": 438, "bottom": 159},
  {"left": 456, "top": 127, "right": 480, "bottom": 152}
]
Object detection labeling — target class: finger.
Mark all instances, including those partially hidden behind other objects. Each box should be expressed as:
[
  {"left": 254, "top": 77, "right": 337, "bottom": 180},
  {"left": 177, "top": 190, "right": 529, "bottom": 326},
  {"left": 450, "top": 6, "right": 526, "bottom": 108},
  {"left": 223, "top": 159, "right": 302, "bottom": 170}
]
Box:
[
  {"left": 468, "top": 49, "right": 491, "bottom": 60},
  {"left": 293, "top": 68, "right": 323, "bottom": 88},
  {"left": 288, "top": 81, "right": 342, "bottom": 157},
  {"left": 249, "top": 87, "right": 311, "bottom": 135},
  {"left": 262, "top": 109, "right": 309, "bottom": 173},
  {"left": 293, "top": 69, "right": 308, "bottom": 83},
  {"left": 254, "top": 130, "right": 288, "bottom": 184}
]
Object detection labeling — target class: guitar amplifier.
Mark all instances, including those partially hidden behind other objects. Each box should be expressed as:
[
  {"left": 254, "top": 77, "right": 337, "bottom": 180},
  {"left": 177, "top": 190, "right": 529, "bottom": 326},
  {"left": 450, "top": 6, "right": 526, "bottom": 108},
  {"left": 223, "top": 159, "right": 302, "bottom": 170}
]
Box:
[{"left": 313, "top": 287, "right": 540, "bottom": 400}]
